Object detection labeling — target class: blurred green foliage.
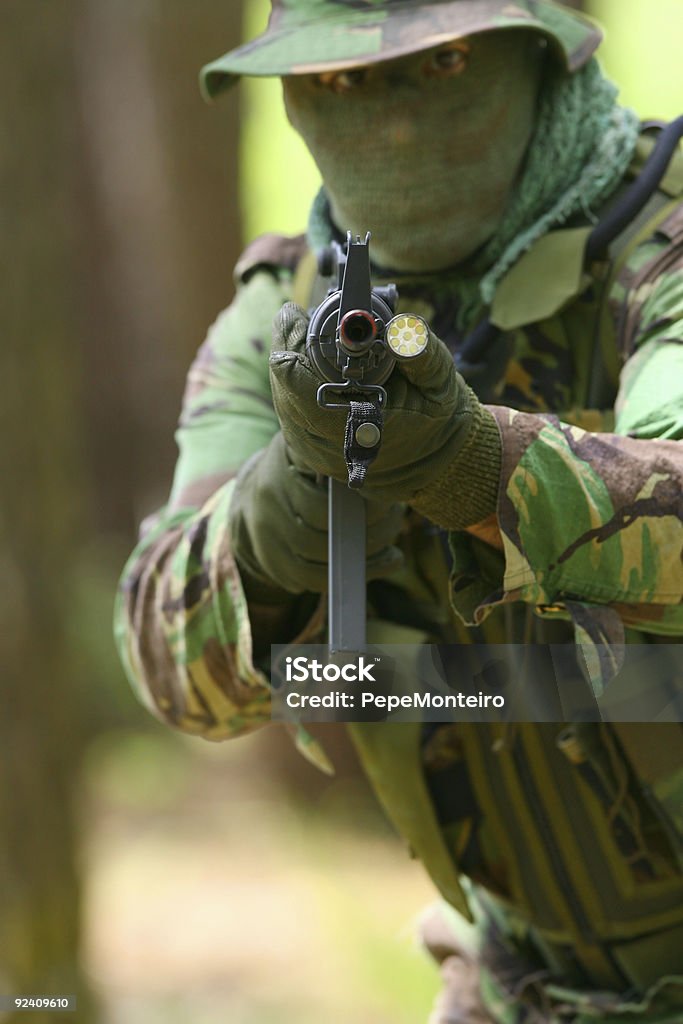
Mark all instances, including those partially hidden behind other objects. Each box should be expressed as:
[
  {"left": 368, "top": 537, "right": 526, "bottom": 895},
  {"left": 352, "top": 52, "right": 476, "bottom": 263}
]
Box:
[
  {"left": 239, "top": 0, "right": 683, "bottom": 241},
  {"left": 239, "top": 0, "right": 321, "bottom": 239},
  {"left": 587, "top": 0, "right": 683, "bottom": 120}
]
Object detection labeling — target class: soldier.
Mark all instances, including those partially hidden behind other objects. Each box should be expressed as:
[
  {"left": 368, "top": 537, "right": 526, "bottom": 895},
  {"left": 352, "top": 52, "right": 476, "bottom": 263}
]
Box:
[{"left": 115, "top": 2, "right": 683, "bottom": 1021}]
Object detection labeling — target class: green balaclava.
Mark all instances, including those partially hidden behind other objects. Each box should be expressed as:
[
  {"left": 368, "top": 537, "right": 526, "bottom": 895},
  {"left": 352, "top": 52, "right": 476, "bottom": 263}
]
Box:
[{"left": 283, "top": 30, "right": 545, "bottom": 272}]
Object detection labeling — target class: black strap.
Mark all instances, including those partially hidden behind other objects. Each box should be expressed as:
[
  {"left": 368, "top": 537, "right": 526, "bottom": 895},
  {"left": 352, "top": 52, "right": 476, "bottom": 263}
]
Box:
[
  {"left": 343, "top": 398, "right": 383, "bottom": 489},
  {"left": 586, "top": 115, "right": 683, "bottom": 261},
  {"left": 455, "top": 321, "right": 514, "bottom": 403}
]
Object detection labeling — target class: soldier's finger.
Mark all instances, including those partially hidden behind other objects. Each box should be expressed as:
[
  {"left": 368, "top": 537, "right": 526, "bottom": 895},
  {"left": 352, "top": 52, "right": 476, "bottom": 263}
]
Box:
[
  {"left": 273, "top": 301, "right": 310, "bottom": 353},
  {"left": 286, "top": 468, "right": 330, "bottom": 532},
  {"left": 394, "top": 330, "right": 456, "bottom": 401},
  {"left": 365, "top": 499, "right": 406, "bottom": 536}
]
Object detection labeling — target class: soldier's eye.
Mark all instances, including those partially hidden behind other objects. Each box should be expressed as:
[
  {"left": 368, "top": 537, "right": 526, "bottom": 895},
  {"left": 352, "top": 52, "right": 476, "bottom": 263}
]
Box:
[
  {"left": 318, "top": 68, "right": 368, "bottom": 93},
  {"left": 424, "top": 42, "right": 470, "bottom": 77}
]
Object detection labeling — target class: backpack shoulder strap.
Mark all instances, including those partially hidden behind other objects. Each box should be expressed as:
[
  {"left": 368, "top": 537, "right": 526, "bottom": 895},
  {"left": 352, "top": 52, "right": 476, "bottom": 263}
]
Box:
[{"left": 588, "top": 120, "right": 683, "bottom": 402}]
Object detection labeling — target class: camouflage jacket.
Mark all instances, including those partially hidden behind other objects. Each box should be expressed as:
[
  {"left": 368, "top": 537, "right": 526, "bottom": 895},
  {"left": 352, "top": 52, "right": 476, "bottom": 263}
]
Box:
[
  {"left": 115, "top": 136, "right": 683, "bottom": 747},
  {"left": 114, "top": 136, "right": 683, "bottom": 1019}
]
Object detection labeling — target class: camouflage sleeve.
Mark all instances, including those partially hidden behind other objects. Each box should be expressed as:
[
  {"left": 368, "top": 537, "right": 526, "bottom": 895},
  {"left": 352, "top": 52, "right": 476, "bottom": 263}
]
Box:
[
  {"left": 114, "top": 267, "right": 290, "bottom": 740},
  {"left": 467, "top": 212, "right": 683, "bottom": 641}
]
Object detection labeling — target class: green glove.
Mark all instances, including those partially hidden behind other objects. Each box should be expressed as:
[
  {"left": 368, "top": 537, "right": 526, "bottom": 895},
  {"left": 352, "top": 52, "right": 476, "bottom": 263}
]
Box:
[
  {"left": 229, "top": 430, "right": 405, "bottom": 598},
  {"left": 269, "top": 303, "right": 502, "bottom": 530}
]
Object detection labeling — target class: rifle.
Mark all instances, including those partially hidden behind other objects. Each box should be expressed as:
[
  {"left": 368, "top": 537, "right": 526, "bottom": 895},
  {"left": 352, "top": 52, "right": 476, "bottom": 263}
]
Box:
[{"left": 306, "top": 232, "right": 429, "bottom": 655}]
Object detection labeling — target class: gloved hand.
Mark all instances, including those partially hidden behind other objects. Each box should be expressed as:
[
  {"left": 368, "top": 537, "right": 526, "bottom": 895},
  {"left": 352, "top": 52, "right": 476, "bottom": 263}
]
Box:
[
  {"left": 269, "top": 303, "right": 502, "bottom": 529},
  {"left": 229, "top": 430, "right": 405, "bottom": 597}
]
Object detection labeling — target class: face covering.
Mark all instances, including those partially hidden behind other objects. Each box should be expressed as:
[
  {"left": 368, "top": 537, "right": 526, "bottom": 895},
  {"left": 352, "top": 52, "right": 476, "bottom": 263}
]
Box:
[{"left": 283, "top": 31, "right": 544, "bottom": 273}]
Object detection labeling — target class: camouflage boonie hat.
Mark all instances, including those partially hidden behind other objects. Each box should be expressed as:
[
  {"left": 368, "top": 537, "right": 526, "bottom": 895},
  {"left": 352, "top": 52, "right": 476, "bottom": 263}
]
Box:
[{"left": 201, "top": 0, "right": 602, "bottom": 99}]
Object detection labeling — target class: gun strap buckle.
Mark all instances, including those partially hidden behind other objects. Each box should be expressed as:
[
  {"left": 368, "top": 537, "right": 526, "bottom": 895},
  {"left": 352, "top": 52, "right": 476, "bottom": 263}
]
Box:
[{"left": 344, "top": 398, "right": 383, "bottom": 490}]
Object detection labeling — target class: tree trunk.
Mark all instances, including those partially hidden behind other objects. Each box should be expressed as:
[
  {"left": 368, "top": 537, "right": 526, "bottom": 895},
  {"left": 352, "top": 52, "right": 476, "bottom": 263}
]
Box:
[
  {"left": 0, "top": 2, "right": 244, "bottom": 1019},
  {"left": 75, "top": 0, "right": 243, "bottom": 537},
  {"left": 0, "top": 2, "right": 93, "bottom": 1019}
]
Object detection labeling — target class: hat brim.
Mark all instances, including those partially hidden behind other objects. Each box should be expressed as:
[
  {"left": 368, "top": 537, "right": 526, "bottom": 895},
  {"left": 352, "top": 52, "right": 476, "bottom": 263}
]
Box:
[{"left": 200, "top": 0, "right": 602, "bottom": 100}]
